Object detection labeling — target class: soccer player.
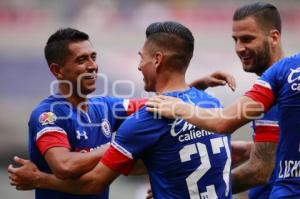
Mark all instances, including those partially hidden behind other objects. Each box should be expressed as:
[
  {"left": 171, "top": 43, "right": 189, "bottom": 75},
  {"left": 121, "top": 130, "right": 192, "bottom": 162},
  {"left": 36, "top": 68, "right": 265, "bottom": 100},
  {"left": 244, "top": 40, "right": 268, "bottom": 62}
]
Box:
[
  {"left": 145, "top": 44, "right": 300, "bottom": 199},
  {"left": 15, "top": 28, "right": 147, "bottom": 199},
  {"left": 9, "top": 21, "right": 232, "bottom": 199},
  {"left": 230, "top": 2, "right": 283, "bottom": 198}
]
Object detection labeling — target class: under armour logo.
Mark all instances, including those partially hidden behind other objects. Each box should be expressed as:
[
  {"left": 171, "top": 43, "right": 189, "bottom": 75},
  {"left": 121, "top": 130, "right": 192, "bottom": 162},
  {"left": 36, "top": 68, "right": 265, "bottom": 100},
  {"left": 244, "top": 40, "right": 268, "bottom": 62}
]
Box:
[{"left": 76, "top": 130, "right": 88, "bottom": 140}]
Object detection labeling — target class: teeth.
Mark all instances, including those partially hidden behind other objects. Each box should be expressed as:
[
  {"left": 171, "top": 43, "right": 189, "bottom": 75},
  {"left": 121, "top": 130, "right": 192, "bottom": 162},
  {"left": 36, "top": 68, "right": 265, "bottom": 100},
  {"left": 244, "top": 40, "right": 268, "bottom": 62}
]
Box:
[
  {"left": 241, "top": 56, "right": 250, "bottom": 60},
  {"left": 85, "top": 72, "right": 97, "bottom": 79}
]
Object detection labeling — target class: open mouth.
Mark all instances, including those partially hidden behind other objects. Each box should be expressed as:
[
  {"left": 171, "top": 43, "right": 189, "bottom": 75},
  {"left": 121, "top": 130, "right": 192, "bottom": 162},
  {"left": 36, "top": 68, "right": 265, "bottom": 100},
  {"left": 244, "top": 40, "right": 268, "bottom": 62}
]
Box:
[
  {"left": 240, "top": 54, "right": 251, "bottom": 61},
  {"left": 83, "top": 72, "right": 97, "bottom": 80}
]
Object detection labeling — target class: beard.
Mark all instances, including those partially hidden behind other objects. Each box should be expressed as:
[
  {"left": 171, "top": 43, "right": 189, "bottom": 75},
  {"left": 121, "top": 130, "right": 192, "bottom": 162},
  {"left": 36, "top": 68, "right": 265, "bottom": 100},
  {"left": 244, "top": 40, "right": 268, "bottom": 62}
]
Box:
[{"left": 248, "top": 40, "right": 272, "bottom": 76}]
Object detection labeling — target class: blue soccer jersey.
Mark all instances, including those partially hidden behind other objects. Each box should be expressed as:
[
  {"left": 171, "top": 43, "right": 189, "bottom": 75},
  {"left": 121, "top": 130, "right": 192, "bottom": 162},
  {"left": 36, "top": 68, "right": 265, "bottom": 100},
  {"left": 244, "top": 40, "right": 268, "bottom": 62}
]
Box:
[
  {"left": 28, "top": 95, "right": 144, "bottom": 199},
  {"left": 245, "top": 53, "right": 300, "bottom": 198},
  {"left": 248, "top": 105, "right": 279, "bottom": 199},
  {"left": 102, "top": 87, "right": 232, "bottom": 199}
]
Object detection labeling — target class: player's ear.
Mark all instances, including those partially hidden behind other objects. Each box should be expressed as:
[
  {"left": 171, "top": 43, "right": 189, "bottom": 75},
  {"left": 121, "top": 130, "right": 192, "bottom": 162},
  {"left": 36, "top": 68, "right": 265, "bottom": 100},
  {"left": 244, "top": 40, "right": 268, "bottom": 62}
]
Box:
[
  {"left": 269, "top": 29, "right": 281, "bottom": 48},
  {"left": 154, "top": 51, "right": 163, "bottom": 70},
  {"left": 50, "top": 63, "right": 64, "bottom": 79}
]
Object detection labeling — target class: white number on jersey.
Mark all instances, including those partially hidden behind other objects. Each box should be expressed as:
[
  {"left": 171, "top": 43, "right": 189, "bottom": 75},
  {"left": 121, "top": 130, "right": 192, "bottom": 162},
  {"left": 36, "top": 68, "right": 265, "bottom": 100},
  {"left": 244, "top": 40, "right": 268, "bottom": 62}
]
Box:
[{"left": 179, "top": 137, "right": 231, "bottom": 199}]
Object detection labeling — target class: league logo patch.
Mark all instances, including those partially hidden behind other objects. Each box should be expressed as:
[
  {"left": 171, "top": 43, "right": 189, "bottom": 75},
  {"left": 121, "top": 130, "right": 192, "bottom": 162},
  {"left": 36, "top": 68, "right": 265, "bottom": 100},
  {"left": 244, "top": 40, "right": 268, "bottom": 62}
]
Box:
[
  {"left": 39, "top": 112, "right": 57, "bottom": 125},
  {"left": 101, "top": 119, "right": 111, "bottom": 137}
]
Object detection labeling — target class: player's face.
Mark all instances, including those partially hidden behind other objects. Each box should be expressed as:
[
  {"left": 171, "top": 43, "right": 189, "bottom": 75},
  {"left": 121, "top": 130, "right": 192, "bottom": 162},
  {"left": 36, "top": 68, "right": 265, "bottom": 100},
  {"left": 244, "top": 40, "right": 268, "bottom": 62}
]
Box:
[
  {"left": 138, "top": 42, "right": 157, "bottom": 92},
  {"left": 232, "top": 16, "right": 272, "bottom": 75},
  {"left": 62, "top": 40, "right": 98, "bottom": 95}
]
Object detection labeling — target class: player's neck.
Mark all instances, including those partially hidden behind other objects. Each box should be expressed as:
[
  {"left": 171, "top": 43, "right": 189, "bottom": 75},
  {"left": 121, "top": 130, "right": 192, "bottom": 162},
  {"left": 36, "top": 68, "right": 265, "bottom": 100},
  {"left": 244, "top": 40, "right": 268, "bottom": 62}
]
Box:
[
  {"left": 155, "top": 74, "right": 189, "bottom": 94},
  {"left": 257, "top": 48, "right": 285, "bottom": 76},
  {"left": 271, "top": 48, "right": 285, "bottom": 65},
  {"left": 67, "top": 95, "right": 88, "bottom": 112},
  {"left": 59, "top": 84, "right": 88, "bottom": 111}
]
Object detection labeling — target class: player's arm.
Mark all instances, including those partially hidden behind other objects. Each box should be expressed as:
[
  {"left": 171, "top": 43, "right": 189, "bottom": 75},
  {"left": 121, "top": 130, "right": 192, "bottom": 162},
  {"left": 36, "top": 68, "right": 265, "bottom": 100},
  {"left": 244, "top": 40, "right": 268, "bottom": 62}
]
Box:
[
  {"left": 8, "top": 156, "right": 118, "bottom": 194},
  {"left": 44, "top": 144, "right": 109, "bottom": 179},
  {"left": 231, "top": 141, "right": 253, "bottom": 168},
  {"left": 146, "top": 95, "right": 264, "bottom": 134},
  {"left": 189, "top": 71, "right": 236, "bottom": 91},
  {"left": 147, "top": 75, "right": 274, "bottom": 134},
  {"left": 231, "top": 142, "right": 277, "bottom": 193},
  {"left": 129, "top": 159, "right": 147, "bottom": 175},
  {"left": 34, "top": 113, "right": 110, "bottom": 179},
  {"left": 9, "top": 142, "right": 137, "bottom": 194}
]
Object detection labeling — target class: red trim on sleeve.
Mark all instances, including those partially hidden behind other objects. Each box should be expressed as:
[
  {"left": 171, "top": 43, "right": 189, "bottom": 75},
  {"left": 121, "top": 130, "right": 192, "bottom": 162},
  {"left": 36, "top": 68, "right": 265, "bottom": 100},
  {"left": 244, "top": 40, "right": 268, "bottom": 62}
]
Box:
[
  {"left": 127, "top": 99, "right": 147, "bottom": 115},
  {"left": 101, "top": 145, "right": 135, "bottom": 175},
  {"left": 244, "top": 84, "right": 274, "bottom": 112},
  {"left": 36, "top": 131, "right": 71, "bottom": 155},
  {"left": 254, "top": 126, "right": 279, "bottom": 143}
]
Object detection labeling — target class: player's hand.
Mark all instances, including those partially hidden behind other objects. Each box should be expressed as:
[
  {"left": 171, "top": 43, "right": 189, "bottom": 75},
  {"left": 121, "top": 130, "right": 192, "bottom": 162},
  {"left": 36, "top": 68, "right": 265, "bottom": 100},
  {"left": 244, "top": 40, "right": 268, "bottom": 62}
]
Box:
[
  {"left": 190, "top": 71, "right": 236, "bottom": 91},
  {"left": 146, "top": 95, "right": 185, "bottom": 119},
  {"left": 8, "top": 156, "right": 40, "bottom": 190},
  {"left": 145, "top": 188, "right": 153, "bottom": 199}
]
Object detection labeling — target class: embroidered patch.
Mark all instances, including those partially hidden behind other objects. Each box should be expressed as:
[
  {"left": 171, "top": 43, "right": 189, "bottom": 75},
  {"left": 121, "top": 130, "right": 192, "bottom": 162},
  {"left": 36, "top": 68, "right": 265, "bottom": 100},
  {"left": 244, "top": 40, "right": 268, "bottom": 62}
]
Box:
[
  {"left": 101, "top": 119, "right": 111, "bottom": 137},
  {"left": 39, "top": 112, "right": 57, "bottom": 125}
]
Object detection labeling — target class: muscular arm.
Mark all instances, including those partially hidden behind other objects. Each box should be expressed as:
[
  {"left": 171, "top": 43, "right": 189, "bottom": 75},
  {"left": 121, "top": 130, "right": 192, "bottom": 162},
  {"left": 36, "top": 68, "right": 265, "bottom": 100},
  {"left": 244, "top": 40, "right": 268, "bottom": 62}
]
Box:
[
  {"left": 8, "top": 157, "right": 119, "bottom": 195},
  {"left": 231, "top": 141, "right": 253, "bottom": 168},
  {"left": 37, "top": 162, "right": 119, "bottom": 194},
  {"left": 45, "top": 144, "right": 109, "bottom": 179},
  {"left": 146, "top": 96, "right": 264, "bottom": 134},
  {"left": 231, "top": 142, "right": 277, "bottom": 193},
  {"left": 189, "top": 71, "right": 236, "bottom": 91},
  {"left": 179, "top": 96, "right": 264, "bottom": 133}
]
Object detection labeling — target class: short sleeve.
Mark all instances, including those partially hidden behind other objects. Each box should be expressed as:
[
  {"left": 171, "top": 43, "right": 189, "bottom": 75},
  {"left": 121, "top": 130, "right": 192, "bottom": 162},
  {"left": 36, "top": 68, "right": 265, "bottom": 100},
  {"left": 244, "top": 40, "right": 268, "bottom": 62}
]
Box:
[
  {"left": 244, "top": 62, "right": 280, "bottom": 112},
  {"left": 100, "top": 108, "right": 167, "bottom": 174},
  {"left": 29, "top": 107, "right": 71, "bottom": 155},
  {"left": 113, "top": 108, "right": 166, "bottom": 159},
  {"left": 93, "top": 97, "right": 146, "bottom": 130},
  {"left": 252, "top": 105, "right": 279, "bottom": 143}
]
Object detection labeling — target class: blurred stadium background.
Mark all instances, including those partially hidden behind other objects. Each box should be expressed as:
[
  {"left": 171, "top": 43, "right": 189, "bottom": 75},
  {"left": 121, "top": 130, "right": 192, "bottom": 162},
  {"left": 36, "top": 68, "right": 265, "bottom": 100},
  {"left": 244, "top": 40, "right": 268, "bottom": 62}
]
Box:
[{"left": 0, "top": 0, "right": 299, "bottom": 198}]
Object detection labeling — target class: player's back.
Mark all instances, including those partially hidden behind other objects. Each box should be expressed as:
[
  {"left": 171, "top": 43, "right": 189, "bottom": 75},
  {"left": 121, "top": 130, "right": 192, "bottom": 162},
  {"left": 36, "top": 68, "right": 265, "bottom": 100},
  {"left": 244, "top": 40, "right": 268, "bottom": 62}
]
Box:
[
  {"left": 148, "top": 88, "right": 231, "bottom": 199},
  {"left": 113, "top": 87, "right": 232, "bottom": 199}
]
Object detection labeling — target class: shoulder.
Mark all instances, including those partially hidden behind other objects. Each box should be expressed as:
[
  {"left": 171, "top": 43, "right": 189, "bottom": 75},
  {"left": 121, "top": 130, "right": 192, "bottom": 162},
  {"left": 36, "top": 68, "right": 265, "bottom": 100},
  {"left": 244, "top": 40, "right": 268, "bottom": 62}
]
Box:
[
  {"left": 187, "top": 88, "right": 223, "bottom": 108},
  {"left": 118, "top": 107, "right": 166, "bottom": 133},
  {"left": 268, "top": 53, "right": 299, "bottom": 75},
  {"left": 89, "top": 96, "right": 126, "bottom": 110},
  {"left": 29, "top": 96, "right": 70, "bottom": 125},
  {"left": 90, "top": 96, "right": 124, "bottom": 104}
]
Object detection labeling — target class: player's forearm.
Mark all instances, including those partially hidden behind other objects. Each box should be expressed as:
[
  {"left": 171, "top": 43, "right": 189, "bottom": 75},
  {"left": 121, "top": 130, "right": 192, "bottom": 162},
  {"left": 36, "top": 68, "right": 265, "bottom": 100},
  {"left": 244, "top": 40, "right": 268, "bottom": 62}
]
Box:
[
  {"left": 36, "top": 170, "right": 104, "bottom": 194},
  {"left": 56, "top": 146, "right": 109, "bottom": 179},
  {"left": 175, "top": 103, "right": 232, "bottom": 134},
  {"left": 189, "top": 78, "right": 208, "bottom": 90},
  {"left": 176, "top": 97, "right": 260, "bottom": 134},
  {"left": 231, "top": 142, "right": 276, "bottom": 193},
  {"left": 231, "top": 141, "right": 253, "bottom": 167},
  {"left": 231, "top": 161, "right": 268, "bottom": 193}
]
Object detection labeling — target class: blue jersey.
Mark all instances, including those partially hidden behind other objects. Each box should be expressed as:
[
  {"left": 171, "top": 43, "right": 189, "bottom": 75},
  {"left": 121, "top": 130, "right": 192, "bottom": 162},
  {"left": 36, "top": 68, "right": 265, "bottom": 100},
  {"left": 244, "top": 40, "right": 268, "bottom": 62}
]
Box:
[
  {"left": 245, "top": 53, "right": 300, "bottom": 198},
  {"left": 248, "top": 105, "right": 279, "bottom": 199},
  {"left": 28, "top": 95, "right": 130, "bottom": 199},
  {"left": 102, "top": 87, "right": 232, "bottom": 199}
]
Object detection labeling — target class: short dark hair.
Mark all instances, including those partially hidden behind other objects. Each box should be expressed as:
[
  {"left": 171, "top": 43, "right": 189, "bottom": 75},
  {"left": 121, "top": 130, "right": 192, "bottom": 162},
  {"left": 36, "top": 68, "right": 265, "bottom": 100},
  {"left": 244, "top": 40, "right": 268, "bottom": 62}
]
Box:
[
  {"left": 233, "top": 2, "right": 281, "bottom": 33},
  {"left": 44, "top": 28, "right": 89, "bottom": 66},
  {"left": 145, "top": 21, "right": 194, "bottom": 70}
]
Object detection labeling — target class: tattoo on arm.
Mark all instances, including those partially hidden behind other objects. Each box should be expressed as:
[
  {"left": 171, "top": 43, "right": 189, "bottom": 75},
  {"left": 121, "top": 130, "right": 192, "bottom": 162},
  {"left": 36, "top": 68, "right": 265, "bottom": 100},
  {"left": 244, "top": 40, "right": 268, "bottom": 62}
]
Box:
[{"left": 231, "top": 142, "right": 277, "bottom": 194}]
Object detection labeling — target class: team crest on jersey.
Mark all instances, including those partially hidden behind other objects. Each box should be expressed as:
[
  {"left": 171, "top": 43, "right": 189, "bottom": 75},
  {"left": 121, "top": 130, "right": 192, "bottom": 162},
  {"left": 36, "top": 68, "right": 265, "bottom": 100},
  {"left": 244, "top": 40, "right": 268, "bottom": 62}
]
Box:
[
  {"left": 39, "top": 112, "right": 57, "bottom": 125},
  {"left": 101, "top": 119, "right": 111, "bottom": 137}
]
